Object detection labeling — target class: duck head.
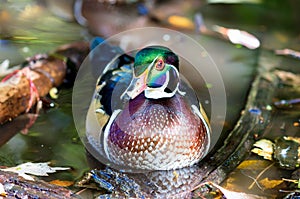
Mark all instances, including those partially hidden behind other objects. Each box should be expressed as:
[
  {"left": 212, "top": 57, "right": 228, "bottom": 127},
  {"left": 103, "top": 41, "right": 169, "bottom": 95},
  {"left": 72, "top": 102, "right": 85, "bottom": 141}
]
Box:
[{"left": 123, "top": 46, "right": 181, "bottom": 100}]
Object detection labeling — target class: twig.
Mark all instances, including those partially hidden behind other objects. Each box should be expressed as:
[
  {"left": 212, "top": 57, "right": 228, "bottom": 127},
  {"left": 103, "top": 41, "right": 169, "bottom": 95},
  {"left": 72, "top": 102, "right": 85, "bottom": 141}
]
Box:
[
  {"left": 240, "top": 170, "right": 263, "bottom": 190},
  {"left": 248, "top": 162, "right": 274, "bottom": 190}
]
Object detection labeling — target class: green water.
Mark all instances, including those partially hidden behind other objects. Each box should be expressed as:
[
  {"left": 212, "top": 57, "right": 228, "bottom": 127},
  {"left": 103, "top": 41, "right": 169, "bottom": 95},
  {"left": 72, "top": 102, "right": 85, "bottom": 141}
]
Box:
[{"left": 0, "top": 1, "right": 299, "bottom": 198}]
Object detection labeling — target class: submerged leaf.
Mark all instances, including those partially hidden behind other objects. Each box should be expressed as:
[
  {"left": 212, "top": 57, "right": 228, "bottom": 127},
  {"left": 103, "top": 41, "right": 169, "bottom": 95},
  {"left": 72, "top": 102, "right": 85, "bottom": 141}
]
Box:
[
  {"left": 237, "top": 160, "right": 271, "bottom": 170},
  {"left": 259, "top": 178, "right": 283, "bottom": 189},
  {"left": 1, "top": 162, "right": 70, "bottom": 181}
]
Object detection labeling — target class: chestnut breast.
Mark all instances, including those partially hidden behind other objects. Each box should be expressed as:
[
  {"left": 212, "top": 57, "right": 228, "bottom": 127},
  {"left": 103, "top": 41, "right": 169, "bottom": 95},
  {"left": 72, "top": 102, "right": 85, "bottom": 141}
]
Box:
[{"left": 106, "top": 93, "right": 209, "bottom": 170}]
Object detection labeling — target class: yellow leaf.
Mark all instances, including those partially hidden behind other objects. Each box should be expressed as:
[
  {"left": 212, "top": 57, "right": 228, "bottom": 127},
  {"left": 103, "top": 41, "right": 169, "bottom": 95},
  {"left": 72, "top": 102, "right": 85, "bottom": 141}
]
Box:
[
  {"left": 50, "top": 180, "right": 74, "bottom": 187},
  {"left": 237, "top": 160, "right": 270, "bottom": 170},
  {"left": 259, "top": 178, "right": 283, "bottom": 189},
  {"left": 167, "top": 15, "right": 194, "bottom": 30}
]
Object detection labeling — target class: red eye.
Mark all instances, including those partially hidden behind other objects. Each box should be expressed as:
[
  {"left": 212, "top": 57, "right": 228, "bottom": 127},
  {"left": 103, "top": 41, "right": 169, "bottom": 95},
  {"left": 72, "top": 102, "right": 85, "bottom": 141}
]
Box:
[{"left": 155, "top": 59, "right": 164, "bottom": 71}]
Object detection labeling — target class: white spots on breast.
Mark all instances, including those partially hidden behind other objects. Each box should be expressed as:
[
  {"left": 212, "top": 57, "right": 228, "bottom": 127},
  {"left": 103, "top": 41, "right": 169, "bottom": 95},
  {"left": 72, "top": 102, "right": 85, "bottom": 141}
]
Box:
[{"left": 106, "top": 101, "right": 208, "bottom": 170}]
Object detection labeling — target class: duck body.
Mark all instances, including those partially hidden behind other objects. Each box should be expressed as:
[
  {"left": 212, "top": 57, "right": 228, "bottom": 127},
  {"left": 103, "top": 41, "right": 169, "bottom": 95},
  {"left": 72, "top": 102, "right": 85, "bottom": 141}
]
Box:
[
  {"left": 88, "top": 43, "right": 211, "bottom": 171},
  {"left": 106, "top": 93, "right": 209, "bottom": 170}
]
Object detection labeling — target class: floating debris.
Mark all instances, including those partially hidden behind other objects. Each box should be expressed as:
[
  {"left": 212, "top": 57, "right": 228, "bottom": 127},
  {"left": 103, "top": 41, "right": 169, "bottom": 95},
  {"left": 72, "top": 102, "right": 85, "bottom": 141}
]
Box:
[
  {"left": 274, "top": 98, "right": 300, "bottom": 109},
  {"left": 50, "top": 179, "right": 74, "bottom": 187},
  {"left": 274, "top": 70, "right": 300, "bottom": 87},
  {"left": 0, "top": 59, "right": 20, "bottom": 77},
  {"left": 204, "top": 182, "right": 267, "bottom": 199},
  {"left": 167, "top": 15, "right": 195, "bottom": 30},
  {"left": 248, "top": 107, "right": 262, "bottom": 115},
  {"left": 212, "top": 25, "right": 260, "bottom": 49},
  {"left": 275, "top": 48, "right": 300, "bottom": 59},
  {"left": 0, "top": 183, "right": 6, "bottom": 197},
  {"left": 265, "top": 105, "right": 273, "bottom": 111},
  {"left": 283, "top": 191, "right": 300, "bottom": 199},
  {"left": 49, "top": 87, "right": 59, "bottom": 99},
  {"left": 194, "top": 13, "right": 260, "bottom": 49},
  {"left": 1, "top": 162, "right": 70, "bottom": 181},
  {"left": 252, "top": 136, "right": 300, "bottom": 170},
  {"left": 194, "top": 13, "right": 206, "bottom": 33},
  {"left": 252, "top": 139, "right": 274, "bottom": 161},
  {"left": 40, "top": 96, "right": 56, "bottom": 108}
]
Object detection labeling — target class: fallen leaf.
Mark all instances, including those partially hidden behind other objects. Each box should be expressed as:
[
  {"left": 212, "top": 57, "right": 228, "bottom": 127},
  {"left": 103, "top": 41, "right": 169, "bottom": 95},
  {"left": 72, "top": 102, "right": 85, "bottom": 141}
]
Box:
[
  {"left": 50, "top": 179, "right": 74, "bottom": 187},
  {"left": 210, "top": 182, "right": 267, "bottom": 199},
  {"left": 1, "top": 162, "right": 70, "bottom": 181},
  {"left": 0, "top": 183, "right": 6, "bottom": 197},
  {"left": 0, "top": 59, "right": 20, "bottom": 77},
  {"left": 251, "top": 139, "right": 274, "bottom": 161},
  {"left": 284, "top": 136, "right": 300, "bottom": 144},
  {"left": 167, "top": 15, "right": 194, "bottom": 30},
  {"left": 237, "top": 160, "right": 270, "bottom": 170},
  {"left": 259, "top": 178, "right": 283, "bottom": 189}
]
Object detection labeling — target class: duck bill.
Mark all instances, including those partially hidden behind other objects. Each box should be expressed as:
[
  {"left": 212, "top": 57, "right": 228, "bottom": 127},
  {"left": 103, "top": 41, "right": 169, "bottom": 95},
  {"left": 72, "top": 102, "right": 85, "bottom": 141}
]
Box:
[{"left": 122, "top": 70, "right": 148, "bottom": 100}]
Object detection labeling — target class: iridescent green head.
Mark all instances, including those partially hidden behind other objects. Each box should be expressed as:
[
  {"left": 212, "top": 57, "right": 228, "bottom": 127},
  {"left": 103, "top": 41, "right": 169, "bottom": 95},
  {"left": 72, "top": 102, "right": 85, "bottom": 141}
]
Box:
[
  {"left": 123, "top": 46, "right": 181, "bottom": 100},
  {"left": 133, "top": 46, "right": 179, "bottom": 76}
]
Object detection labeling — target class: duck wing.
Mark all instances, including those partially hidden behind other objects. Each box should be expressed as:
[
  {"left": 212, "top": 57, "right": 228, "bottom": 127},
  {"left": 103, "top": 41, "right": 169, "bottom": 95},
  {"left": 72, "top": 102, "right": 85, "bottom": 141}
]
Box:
[
  {"left": 86, "top": 40, "right": 134, "bottom": 164},
  {"left": 95, "top": 54, "right": 134, "bottom": 116}
]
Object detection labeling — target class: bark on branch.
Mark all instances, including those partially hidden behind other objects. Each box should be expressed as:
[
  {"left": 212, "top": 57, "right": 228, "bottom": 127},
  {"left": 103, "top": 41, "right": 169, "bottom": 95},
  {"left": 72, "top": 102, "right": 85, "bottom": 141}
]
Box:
[
  {"left": 0, "top": 56, "right": 66, "bottom": 124},
  {"left": 0, "top": 170, "right": 78, "bottom": 199},
  {"left": 0, "top": 41, "right": 90, "bottom": 124}
]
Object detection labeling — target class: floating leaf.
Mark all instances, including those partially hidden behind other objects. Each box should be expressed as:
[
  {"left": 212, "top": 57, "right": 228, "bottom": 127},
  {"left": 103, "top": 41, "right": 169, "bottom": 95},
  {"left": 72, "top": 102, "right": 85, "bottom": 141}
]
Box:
[
  {"left": 50, "top": 179, "right": 74, "bottom": 187},
  {"left": 210, "top": 182, "right": 267, "bottom": 199},
  {"left": 0, "top": 59, "right": 20, "bottom": 77},
  {"left": 0, "top": 183, "right": 6, "bottom": 197},
  {"left": 259, "top": 178, "right": 283, "bottom": 189},
  {"left": 1, "top": 162, "right": 70, "bottom": 181},
  {"left": 212, "top": 25, "right": 260, "bottom": 49},
  {"left": 251, "top": 139, "right": 274, "bottom": 161},
  {"left": 285, "top": 136, "right": 300, "bottom": 144},
  {"left": 167, "top": 15, "right": 194, "bottom": 30},
  {"left": 237, "top": 160, "right": 271, "bottom": 170}
]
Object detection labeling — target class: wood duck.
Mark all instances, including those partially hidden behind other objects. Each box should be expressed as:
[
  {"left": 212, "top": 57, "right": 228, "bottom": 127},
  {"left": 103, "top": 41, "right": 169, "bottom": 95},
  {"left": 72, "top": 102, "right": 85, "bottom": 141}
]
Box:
[{"left": 87, "top": 42, "right": 211, "bottom": 171}]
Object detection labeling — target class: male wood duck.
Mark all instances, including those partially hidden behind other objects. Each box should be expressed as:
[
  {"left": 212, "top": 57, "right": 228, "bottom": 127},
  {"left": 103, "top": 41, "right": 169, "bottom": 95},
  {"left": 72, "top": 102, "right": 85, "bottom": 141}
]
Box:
[{"left": 87, "top": 42, "right": 211, "bottom": 171}]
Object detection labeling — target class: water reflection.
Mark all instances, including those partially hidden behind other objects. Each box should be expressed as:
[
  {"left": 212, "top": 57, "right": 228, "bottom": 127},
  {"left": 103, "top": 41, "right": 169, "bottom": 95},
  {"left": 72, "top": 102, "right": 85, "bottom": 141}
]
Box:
[{"left": 84, "top": 155, "right": 207, "bottom": 198}]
